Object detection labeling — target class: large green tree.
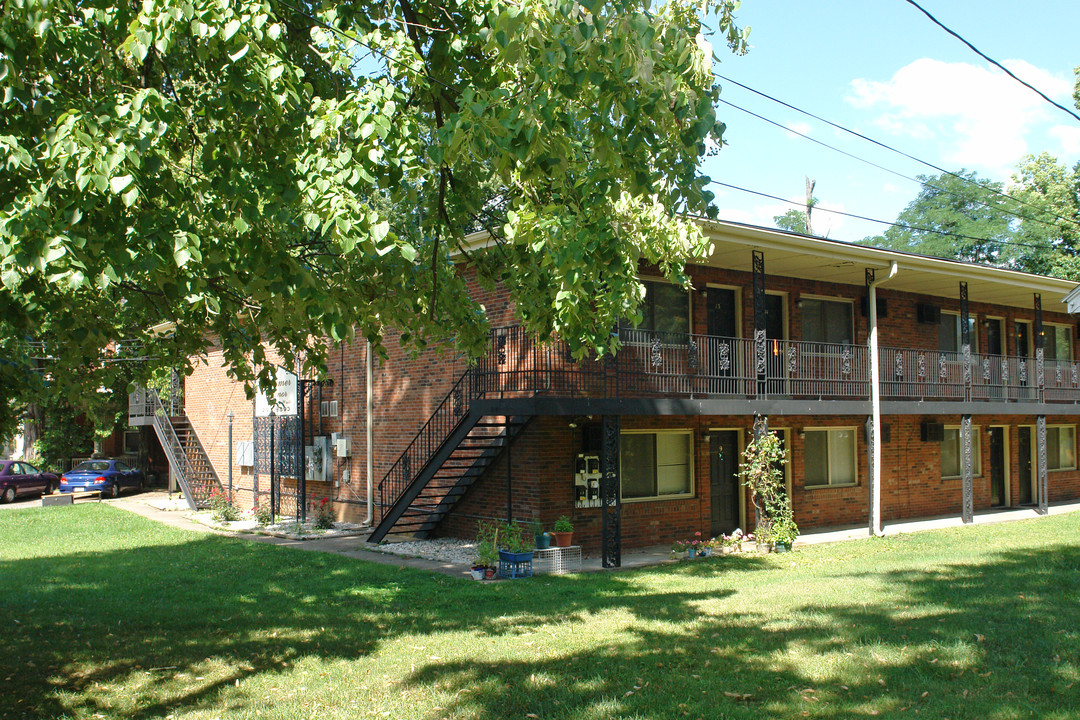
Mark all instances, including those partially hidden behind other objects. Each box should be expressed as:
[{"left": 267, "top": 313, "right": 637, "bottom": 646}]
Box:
[
  {"left": 861, "top": 170, "right": 1021, "bottom": 267},
  {"left": 0, "top": 0, "right": 748, "bottom": 435},
  {"left": 1010, "top": 151, "right": 1080, "bottom": 279}
]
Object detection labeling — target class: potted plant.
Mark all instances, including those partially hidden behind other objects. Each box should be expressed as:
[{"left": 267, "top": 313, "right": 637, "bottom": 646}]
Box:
[
  {"left": 552, "top": 515, "right": 574, "bottom": 547},
  {"left": 474, "top": 521, "right": 500, "bottom": 579},
  {"left": 738, "top": 417, "right": 792, "bottom": 556},
  {"left": 772, "top": 515, "right": 799, "bottom": 552},
  {"left": 532, "top": 521, "right": 550, "bottom": 550},
  {"left": 497, "top": 521, "right": 534, "bottom": 563}
]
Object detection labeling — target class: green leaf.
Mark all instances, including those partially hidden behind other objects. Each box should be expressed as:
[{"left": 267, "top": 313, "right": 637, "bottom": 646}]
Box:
[{"left": 110, "top": 175, "right": 133, "bottom": 194}]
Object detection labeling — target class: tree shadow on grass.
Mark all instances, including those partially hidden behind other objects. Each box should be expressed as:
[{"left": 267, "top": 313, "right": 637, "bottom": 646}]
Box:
[{"left": 3, "top": 507, "right": 1080, "bottom": 719}]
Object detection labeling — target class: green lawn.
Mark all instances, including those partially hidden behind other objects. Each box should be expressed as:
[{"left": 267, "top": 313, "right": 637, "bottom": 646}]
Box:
[{"left": 2, "top": 506, "right": 1080, "bottom": 719}]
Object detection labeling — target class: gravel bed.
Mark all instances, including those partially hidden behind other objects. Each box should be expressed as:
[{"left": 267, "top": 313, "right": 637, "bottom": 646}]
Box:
[{"left": 367, "top": 537, "right": 479, "bottom": 565}]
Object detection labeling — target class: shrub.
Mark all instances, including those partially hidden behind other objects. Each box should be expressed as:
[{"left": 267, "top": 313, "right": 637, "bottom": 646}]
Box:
[
  {"left": 209, "top": 488, "right": 240, "bottom": 522},
  {"left": 253, "top": 504, "right": 274, "bottom": 526},
  {"left": 312, "top": 497, "right": 335, "bottom": 530}
]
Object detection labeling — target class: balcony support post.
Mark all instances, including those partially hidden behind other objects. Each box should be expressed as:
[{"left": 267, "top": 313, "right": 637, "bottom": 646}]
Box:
[
  {"left": 752, "top": 250, "right": 767, "bottom": 397},
  {"left": 1037, "top": 415, "right": 1049, "bottom": 515},
  {"left": 960, "top": 415, "right": 974, "bottom": 524},
  {"left": 600, "top": 415, "right": 622, "bottom": 568},
  {"left": 960, "top": 282, "right": 971, "bottom": 402},
  {"left": 1035, "top": 293, "right": 1045, "bottom": 402},
  {"left": 867, "top": 262, "right": 898, "bottom": 536}
]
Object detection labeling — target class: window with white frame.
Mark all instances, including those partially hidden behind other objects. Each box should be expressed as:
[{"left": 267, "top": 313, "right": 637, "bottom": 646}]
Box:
[
  {"left": 1044, "top": 325, "right": 1073, "bottom": 362},
  {"left": 941, "top": 426, "right": 982, "bottom": 479},
  {"left": 620, "top": 280, "right": 690, "bottom": 337},
  {"left": 803, "top": 428, "right": 857, "bottom": 487},
  {"left": 800, "top": 298, "right": 853, "bottom": 346},
  {"left": 1047, "top": 425, "right": 1076, "bottom": 471},
  {"left": 939, "top": 312, "right": 978, "bottom": 354},
  {"left": 620, "top": 430, "right": 693, "bottom": 500}
]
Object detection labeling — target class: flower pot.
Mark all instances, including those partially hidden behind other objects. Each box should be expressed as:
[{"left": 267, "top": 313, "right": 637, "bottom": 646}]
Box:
[
  {"left": 775, "top": 542, "right": 790, "bottom": 553},
  {"left": 499, "top": 549, "right": 535, "bottom": 563},
  {"left": 483, "top": 567, "right": 496, "bottom": 580},
  {"left": 686, "top": 549, "right": 695, "bottom": 559},
  {"left": 552, "top": 531, "right": 573, "bottom": 548},
  {"left": 535, "top": 533, "right": 551, "bottom": 550},
  {"left": 755, "top": 542, "right": 773, "bottom": 554},
  {"left": 470, "top": 567, "right": 484, "bottom": 580}
]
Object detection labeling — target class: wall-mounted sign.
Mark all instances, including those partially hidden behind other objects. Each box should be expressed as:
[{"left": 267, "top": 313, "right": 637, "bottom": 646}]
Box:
[{"left": 255, "top": 366, "right": 298, "bottom": 417}]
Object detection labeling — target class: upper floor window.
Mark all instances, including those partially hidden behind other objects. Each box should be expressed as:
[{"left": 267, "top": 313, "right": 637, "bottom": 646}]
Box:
[
  {"left": 622, "top": 280, "right": 690, "bottom": 336},
  {"left": 1044, "top": 324, "right": 1073, "bottom": 362},
  {"left": 939, "top": 312, "right": 978, "bottom": 354},
  {"left": 800, "top": 298, "right": 853, "bottom": 346}
]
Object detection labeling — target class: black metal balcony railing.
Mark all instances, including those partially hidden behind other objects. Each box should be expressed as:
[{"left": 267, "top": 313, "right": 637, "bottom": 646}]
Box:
[{"left": 478, "top": 326, "right": 1080, "bottom": 404}]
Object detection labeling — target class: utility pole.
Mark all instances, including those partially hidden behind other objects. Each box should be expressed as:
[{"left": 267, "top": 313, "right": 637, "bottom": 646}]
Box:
[{"left": 805, "top": 176, "right": 816, "bottom": 237}]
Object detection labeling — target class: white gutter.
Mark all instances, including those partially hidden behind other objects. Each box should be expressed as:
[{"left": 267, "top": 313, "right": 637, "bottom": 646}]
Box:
[
  {"left": 869, "top": 260, "right": 899, "bottom": 537},
  {"left": 364, "top": 340, "right": 374, "bottom": 526}
]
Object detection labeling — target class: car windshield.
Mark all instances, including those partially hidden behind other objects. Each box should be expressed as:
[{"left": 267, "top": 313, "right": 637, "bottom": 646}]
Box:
[{"left": 74, "top": 461, "right": 111, "bottom": 472}]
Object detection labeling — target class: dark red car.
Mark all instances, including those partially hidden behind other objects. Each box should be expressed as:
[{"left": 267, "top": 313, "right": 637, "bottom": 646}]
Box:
[{"left": 0, "top": 460, "right": 59, "bottom": 502}]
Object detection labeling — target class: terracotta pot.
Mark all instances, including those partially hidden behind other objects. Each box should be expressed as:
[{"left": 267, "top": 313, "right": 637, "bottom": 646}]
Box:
[{"left": 552, "top": 531, "right": 573, "bottom": 547}]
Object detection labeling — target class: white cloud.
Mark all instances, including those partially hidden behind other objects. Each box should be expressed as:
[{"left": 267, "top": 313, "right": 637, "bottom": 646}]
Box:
[
  {"left": 847, "top": 58, "right": 1074, "bottom": 177},
  {"left": 783, "top": 121, "right": 812, "bottom": 139},
  {"left": 1048, "top": 124, "right": 1080, "bottom": 158}
]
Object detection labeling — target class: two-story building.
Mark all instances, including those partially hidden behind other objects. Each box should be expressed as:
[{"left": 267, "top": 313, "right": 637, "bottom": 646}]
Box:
[{"left": 139, "top": 220, "right": 1080, "bottom": 567}]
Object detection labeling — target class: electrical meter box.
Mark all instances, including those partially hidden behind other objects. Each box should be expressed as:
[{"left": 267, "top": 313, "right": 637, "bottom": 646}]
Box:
[
  {"left": 574, "top": 454, "right": 601, "bottom": 508},
  {"left": 306, "top": 436, "right": 333, "bottom": 483}
]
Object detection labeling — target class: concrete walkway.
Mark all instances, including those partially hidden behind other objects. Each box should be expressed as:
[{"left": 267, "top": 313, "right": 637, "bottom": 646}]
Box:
[{"left": 110, "top": 491, "right": 1080, "bottom": 579}]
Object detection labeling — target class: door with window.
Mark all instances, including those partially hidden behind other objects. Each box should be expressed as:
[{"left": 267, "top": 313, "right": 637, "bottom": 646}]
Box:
[
  {"left": 710, "top": 431, "right": 740, "bottom": 536},
  {"left": 799, "top": 298, "right": 854, "bottom": 396},
  {"left": 1018, "top": 426, "right": 1034, "bottom": 505},
  {"left": 988, "top": 426, "right": 1006, "bottom": 507},
  {"left": 985, "top": 319, "right": 1005, "bottom": 398},
  {"left": 706, "top": 288, "right": 739, "bottom": 394}
]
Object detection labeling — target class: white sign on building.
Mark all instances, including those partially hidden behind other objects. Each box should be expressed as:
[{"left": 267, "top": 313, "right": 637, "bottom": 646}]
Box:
[{"left": 255, "top": 366, "right": 298, "bottom": 417}]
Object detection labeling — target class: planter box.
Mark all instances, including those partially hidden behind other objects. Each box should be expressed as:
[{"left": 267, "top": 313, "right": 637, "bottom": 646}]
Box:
[{"left": 498, "top": 549, "right": 534, "bottom": 579}]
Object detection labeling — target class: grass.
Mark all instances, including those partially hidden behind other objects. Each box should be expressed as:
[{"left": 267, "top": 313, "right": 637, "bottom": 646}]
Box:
[{"left": 2, "top": 506, "right": 1080, "bottom": 719}]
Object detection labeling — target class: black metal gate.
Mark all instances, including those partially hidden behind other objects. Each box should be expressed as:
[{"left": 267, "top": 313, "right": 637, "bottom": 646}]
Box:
[{"left": 253, "top": 414, "right": 303, "bottom": 521}]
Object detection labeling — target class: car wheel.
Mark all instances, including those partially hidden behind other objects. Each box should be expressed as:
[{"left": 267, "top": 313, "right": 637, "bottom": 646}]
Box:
[
  {"left": 137, "top": 476, "right": 145, "bottom": 492},
  {"left": 45, "top": 481, "right": 56, "bottom": 496},
  {"left": 1, "top": 486, "right": 14, "bottom": 503},
  {"left": 110, "top": 482, "right": 120, "bottom": 499}
]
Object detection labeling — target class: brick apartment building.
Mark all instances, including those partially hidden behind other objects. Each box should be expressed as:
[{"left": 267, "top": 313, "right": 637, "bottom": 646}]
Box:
[{"left": 137, "top": 220, "right": 1080, "bottom": 566}]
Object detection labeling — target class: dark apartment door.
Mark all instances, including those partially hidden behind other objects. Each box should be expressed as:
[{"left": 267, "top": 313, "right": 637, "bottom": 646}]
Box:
[
  {"left": 710, "top": 431, "right": 740, "bottom": 536},
  {"left": 989, "top": 427, "right": 1006, "bottom": 507},
  {"left": 1016, "top": 321, "right": 1031, "bottom": 358},
  {"left": 765, "top": 294, "right": 785, "bottom": 393},
  {"left": 986, "top": 319, "right": 1003, "bottom": 355},
  {"left": 1018, "top": 426, "right": 1033, "bottom": 504},
  {"left": 706, "top": 288, "right": 738, "bottom": 394}
]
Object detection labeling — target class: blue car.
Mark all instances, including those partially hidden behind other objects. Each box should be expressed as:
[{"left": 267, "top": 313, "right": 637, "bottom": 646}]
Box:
[{"left": 60, "top": 460, "right": 145, "bottom": 498}]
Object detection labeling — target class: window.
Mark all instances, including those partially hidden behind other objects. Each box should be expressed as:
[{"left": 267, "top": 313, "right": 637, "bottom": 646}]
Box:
[
  {"left": 939, "top": 312, "right": 978, "bottom": 354},
  {"left": 1044, "top": 325, "right": 1073, "bottom": 362},
  {"left": 801, "top": 298, "right": 853, "bottom": 346},
  {"left": 621, "top": 280, "right": 690, "bottom": 336},
  {"left": 941, "top": 426, "right": 982, "bottom": 479},
  {"left": 620, "top": 430, "right": 693, "bottom": 500},
  {"left": 803, "top": 428, "right": 857, "bottom": 487},
  {"left": 1047, "top": 426, "right": 1076, "bottom": 471},
  {"left": 123, "top": 430, "right": 140, "bottom": 454}
]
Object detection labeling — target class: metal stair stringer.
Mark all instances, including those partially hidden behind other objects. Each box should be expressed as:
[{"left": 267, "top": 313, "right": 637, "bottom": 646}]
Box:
[{"left": 367, "top": 407, "right": 486, "bottom": 543}]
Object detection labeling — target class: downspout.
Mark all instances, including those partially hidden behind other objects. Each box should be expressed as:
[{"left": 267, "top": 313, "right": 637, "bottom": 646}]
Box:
[
  {"left": 364, "top": 340, "right": 374, "bottom": 526},
  {"left": 869, "top": 260, "right": 899, "bottom": 537}
]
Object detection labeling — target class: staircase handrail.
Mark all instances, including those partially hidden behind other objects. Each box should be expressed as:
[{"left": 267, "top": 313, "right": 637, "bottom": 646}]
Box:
[
  {"left": 147, "top": 388, "right": 201, "bottom": 510},
  {"left": 377, "top": 367, "right": 479, "bottom": 512}
]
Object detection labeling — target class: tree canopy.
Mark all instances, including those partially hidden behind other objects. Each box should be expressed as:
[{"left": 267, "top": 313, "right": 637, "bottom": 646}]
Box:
[{"left": 0, "top": 0, "right": 748, "bottom": 436}]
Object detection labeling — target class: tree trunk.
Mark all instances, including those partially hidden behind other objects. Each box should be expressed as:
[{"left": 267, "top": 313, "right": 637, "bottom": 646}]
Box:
[{"left": 21, "top": 403, "right": 43, "bottom": 461}]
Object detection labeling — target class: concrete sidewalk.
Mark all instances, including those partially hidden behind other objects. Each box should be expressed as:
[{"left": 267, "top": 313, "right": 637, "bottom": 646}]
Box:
[{"left": 111, "top": 490, "right": 1080, "bottom": 578}]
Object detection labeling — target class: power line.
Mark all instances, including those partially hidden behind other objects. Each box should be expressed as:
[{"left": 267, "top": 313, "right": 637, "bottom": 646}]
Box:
[
  {"left": 904, "top": 0, "right": 1080, "bottom": 125},
  {"left": 709, "top": 179, "right": 1057, "bottom": 252},
  {"left": 715, "top": 73, "right": 1080, "bottom": 233}
]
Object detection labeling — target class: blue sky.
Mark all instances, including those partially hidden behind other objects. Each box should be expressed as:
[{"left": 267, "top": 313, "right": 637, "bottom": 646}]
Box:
[{"left": 700, "top": 0, "right": 1080, "bottom": 242}]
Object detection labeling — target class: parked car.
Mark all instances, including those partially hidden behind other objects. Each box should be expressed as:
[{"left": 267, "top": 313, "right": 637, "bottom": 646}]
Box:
[
  {"left": 0, "top": 460, "right": 60, "bottom": 502},
  {"left": 60, "top": 460, "right": 145, "bottom": 498}
]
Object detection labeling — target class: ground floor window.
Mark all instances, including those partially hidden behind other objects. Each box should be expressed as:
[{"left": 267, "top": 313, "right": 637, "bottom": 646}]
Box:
[
  {"left": 803, "top": 428, "right": 857, "bottom": 487},
  {"left": 1047, "top": 426, "right": 1076, "bottom": 471},
  {"left": 620, "top": 430, "right": 693, "bottom": 500},
  {"left": 942, "top": 426, "right": 982, "bottom": 479}
]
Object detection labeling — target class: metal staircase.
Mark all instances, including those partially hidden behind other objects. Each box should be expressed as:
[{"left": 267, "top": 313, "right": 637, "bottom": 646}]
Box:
[
  {"left": 367, "top": 366, "right": 532, "bottom": 543},
  {"left": 128, "top": 388, "right": 223, "bottom": 510}
]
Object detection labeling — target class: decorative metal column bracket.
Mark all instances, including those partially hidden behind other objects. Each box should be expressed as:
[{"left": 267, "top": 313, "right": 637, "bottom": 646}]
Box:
[
  {"left": 960, "top": 415, "right": 974, "bottom": 524},
  {"left": 752, "top": 250, "right": 767, "bottom": 396},
  {"left": 960, "top": 282, "right": 971, "bottom": 401},
  {"left": 1037, "top": 415, "right": 1049, "bottom": 515},
  {"left": 1034, "top": 293, "right": 1045, "bottom": 402},
  {"left": 600, "top": 415, "right": 622, "bottom": 568}
]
